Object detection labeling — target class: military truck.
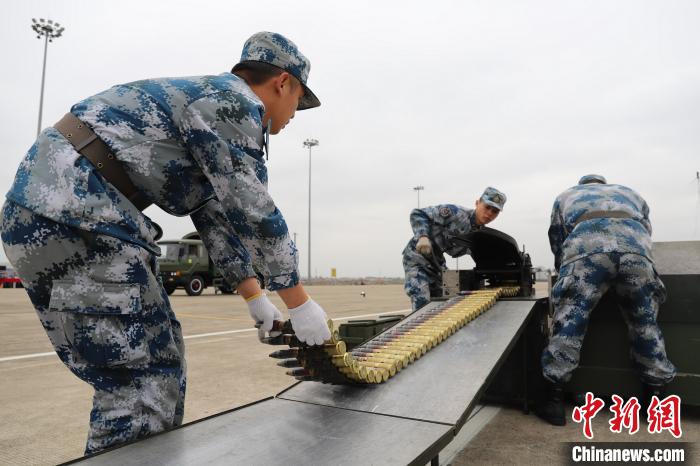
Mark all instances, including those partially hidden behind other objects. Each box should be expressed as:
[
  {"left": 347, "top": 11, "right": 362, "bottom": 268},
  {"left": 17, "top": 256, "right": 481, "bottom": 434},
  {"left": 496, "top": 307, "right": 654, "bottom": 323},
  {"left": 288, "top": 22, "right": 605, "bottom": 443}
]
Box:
[{"left": 157, "top": 232, "right": 234, "bottom": 296}]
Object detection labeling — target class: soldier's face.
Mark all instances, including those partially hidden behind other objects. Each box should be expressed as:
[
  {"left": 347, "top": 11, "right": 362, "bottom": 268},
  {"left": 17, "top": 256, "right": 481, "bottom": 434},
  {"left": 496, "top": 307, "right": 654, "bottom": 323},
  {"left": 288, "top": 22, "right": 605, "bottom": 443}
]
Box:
[
  {"left": 474, "top": 199, "right": 500, "bottom": 225},
  {"left": 269, "top": 74, "right": 304, "bottom": 134}
]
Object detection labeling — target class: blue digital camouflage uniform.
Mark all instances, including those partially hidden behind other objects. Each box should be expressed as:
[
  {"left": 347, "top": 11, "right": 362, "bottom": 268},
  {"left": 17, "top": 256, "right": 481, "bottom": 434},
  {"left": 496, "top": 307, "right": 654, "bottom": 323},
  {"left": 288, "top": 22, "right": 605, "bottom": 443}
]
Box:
[
  {"left": 0, "top": 31, "right": 315, "bottom": 453},
  {"left": 402, "top": 205, "right": 481, "bottom": 311},
  {"left": 542, "top": 182, "right": 676, "bottom": 386}
]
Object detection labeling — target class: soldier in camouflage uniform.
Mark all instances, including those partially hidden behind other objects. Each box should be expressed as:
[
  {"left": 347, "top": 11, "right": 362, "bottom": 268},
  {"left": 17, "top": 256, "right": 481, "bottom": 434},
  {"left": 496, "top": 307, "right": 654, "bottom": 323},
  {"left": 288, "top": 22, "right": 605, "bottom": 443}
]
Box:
[
  {"left": 1, "top": 32, "right": 332, "bottom": 453},
  {"left": 402, "top": 187, "right": 506, "bottom": 311},
  {"left": 538, "top": 174, "right": 676, "bottom": 426}
]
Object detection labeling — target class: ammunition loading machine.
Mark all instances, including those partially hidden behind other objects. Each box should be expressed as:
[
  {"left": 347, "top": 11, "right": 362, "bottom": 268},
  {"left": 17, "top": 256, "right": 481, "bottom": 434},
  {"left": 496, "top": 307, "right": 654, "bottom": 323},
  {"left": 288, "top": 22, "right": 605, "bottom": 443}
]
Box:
[{"left": 439, "top": 227, "right": 535, "bottom": 299}]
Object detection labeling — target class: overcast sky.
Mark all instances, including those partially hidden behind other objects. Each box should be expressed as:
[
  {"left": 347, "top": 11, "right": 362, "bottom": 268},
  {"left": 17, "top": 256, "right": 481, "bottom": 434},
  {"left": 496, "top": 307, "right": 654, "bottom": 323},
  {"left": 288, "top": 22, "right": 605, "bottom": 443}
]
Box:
[{"left": 1, "top": 1, "right": 698, "bottom": 277}]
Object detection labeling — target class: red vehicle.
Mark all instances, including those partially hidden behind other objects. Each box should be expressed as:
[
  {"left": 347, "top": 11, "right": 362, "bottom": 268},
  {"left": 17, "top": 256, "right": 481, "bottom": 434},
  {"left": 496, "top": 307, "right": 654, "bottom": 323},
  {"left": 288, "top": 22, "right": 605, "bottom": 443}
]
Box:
[{"left": 0, "top": 265, "right": 23, "bottom": 288}]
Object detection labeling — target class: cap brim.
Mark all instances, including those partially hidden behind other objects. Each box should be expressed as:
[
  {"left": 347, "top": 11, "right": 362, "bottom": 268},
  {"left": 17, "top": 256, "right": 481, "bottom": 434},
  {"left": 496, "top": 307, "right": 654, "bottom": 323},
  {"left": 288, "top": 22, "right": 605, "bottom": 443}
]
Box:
[
  {"left": 298, "top": 83, "right": 321, "bottom": 110},
  {"left": 482, "top": 199, "right": 503, "bottom": 211},
  {"left": 233, "top": 60, "right": 320, "bottom": 110}
]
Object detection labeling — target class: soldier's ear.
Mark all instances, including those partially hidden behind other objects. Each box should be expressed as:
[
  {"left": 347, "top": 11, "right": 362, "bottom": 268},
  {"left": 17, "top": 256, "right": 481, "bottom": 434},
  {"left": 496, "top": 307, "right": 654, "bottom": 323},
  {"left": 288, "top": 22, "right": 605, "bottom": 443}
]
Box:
[{"left": 274, "top": 72, "right": 292, "bottom": 95}]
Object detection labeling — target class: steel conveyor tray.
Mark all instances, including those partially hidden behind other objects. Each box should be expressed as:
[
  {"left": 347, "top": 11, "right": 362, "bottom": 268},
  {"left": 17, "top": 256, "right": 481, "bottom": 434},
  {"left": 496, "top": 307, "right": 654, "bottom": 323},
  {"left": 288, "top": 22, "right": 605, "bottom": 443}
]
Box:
[{"left": 69, "top": 398, "right": 453, "bottom": 466}]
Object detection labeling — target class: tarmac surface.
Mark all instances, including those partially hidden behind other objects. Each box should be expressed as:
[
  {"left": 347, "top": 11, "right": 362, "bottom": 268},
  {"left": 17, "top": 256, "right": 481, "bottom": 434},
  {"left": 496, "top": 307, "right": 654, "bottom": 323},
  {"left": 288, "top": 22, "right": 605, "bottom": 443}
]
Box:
[{"left": 1, "top": 284, "right": 698, "bottom": 465}]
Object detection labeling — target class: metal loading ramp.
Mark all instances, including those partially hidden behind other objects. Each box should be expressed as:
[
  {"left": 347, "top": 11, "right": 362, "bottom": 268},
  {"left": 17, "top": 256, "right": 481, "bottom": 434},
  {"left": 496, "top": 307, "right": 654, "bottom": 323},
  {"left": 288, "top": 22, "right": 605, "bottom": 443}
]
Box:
[{"left": 68, "top": 298, "right": 537, "bottom": 466}]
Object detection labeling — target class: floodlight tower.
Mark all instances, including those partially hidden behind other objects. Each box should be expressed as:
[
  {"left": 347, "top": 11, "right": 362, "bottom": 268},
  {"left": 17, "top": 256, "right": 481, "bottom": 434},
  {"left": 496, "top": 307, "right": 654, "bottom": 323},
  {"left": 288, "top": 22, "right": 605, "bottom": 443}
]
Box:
[
  {"left": 413, "top": 185, "right": 424, "bottom": 208},
  {"left": 31, "top": 18, "right": 65, "bottom": 137},
  {"left": 303, "top": 138, "right": 319, "bottom": 281}
]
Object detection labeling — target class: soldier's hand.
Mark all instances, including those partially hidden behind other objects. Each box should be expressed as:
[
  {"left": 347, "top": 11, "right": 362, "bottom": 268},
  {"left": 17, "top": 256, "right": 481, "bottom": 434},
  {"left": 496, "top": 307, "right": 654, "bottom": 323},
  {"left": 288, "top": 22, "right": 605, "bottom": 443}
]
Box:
[
  {"left": 288, "top": 299, "right": 332, "bottom": 345},
  {"left": 246, "top": 293, "right": 283, "bottom": 332},
  {"left": 416, "top": 236, "right": 432, "bottom": 256}
]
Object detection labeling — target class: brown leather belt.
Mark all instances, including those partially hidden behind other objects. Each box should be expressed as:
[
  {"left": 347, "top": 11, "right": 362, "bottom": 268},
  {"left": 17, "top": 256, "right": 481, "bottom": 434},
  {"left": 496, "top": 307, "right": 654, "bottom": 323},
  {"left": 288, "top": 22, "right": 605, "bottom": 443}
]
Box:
[{"left": 53, "top": 113, "right": 151, "bottom": 211}]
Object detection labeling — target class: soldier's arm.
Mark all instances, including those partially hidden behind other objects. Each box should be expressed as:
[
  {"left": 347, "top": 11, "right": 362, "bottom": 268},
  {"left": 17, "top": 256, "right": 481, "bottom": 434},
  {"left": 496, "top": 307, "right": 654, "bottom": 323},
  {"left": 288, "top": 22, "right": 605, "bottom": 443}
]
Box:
[
  {"left": 180, "top": 91, "right": 298, "bottom": 291},
  {"left": 409, "top": 205, "right": 448, "bottom": 239},
  {"left": 548, "top": 199, "right": 565, "bottom": 271},
  {"left": 190, "top": 200, "right": 258, "bottom": 290}
]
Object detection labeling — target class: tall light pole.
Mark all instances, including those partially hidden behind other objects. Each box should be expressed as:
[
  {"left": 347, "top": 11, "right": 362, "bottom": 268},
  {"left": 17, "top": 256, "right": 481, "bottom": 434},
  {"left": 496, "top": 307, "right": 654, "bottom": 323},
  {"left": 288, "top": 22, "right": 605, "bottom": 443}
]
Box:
[
  {"left": 31, "top": 18, "right": 64, "bottom": 137},
  {"left": 413, "top": 185, "right": 424, "bottom": 208},
  {"left": 303, "top": 138, "right": 319, "bottom": 281}
]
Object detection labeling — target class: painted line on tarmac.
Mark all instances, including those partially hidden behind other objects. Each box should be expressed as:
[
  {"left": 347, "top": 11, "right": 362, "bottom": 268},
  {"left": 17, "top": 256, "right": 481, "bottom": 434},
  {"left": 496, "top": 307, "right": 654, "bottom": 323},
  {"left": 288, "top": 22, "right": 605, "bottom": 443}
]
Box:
[
  {"left": 184, "top": 328, "right": 256, "bottom": 340},
  {"left": 0, "top": 351, "right": 56, "bottom": 363},
  {"left": 0, "top": 309, "right": 411, "bottom": 363}
]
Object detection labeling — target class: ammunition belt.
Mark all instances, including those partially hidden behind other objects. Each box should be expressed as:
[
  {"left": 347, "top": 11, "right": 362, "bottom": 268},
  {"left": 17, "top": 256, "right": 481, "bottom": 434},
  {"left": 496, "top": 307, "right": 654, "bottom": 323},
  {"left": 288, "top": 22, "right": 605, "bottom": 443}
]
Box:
[{"left": 266, "top": 286, "right": 520, "bottom": 384}]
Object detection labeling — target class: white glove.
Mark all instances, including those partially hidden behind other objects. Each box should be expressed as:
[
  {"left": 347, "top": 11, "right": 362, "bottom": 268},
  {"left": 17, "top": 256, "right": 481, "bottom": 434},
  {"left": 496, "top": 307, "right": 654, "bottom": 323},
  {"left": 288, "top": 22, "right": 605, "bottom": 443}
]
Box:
[
  {"left": 289, "top": 299, "right": 332, "bottom": 345},
  {"left": 246, "top": 294, "right": 282, "bottom": 332},
  {"left": 416, "top": 236, "right": 432, "bottom": 257}
]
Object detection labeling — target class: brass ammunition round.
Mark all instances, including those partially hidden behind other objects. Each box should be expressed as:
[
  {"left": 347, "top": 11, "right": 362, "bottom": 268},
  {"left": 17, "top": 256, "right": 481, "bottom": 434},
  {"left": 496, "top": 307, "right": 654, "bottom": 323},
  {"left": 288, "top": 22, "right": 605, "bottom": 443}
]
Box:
[
  {"left": 408, "top": 327, "right": 451, "bottom": 338},
  {"left": 326, "top": 319, "right": 335, "bottom": 333},
  {"left": 353, "top": 350, "right": 409, "bottom": 367},
  {"left": 324, "top": 340, "right": 346, "bottom": 355},
  {"left": 383, "top": 331, "right": 433, "bottom": 342},
  {"left": 367, "top": 369, "right": 380, "bottom": 383},
  {"left": 377, "top": 340, "right": 429, "bottom": 353},
  {"left": 387, "top": 342, "right": 427, "bottom": 356},
  {"left": 389, "top": 331, "right": 436, "bottom": 343},
  {"left": 365, "top": 368, "right": 385, "bottom": 383},
  {"left": 378, "top": 368, "right": 390, "bottom": 382},
  {"left": 397, "top": 323, "right": 446, "bottom": 334},
  {"left": 357, "top": 360, "right": 396, "bottom": 376},
  {"left": 355, "top": 355, "right": 402, "bottom": 371},
  {"left": 387, "top": 335, "right": 433, "bottom": 349},
  {"left": 411, "top": 322, "right": 455, "bottom": 332},
  {"left": 330, "top": 330, "right": 340, "bottom": 343},
  {"left": 372, "top": 354, "right": 406, "bottom": 369},
  {"left": 355, "top": 365, "right": 368, "bottom": 379},
  {"left": 404, "top": 329, "right": 445, "bottom": 341},
  {"left": 400, "top": 332, "right": 441, "bottom": 346},
  {"left": 331, "top": 353, "right": 353, "bottom": 367},
  {"left": 374, "top": 337, "right": 426, "bottom": 347},
  {"left": 354, "top": 347, "right": 414, "bottom": 363},
  {"left": 364, "top": 342, "right": 423, "bottom": 356}
]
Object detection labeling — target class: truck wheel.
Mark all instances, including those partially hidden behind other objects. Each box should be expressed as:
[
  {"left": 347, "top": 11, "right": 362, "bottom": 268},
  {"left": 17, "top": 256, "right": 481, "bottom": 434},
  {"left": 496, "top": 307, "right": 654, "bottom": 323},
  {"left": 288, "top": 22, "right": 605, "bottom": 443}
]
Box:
[
  {"left": 185, "top": 275, "right": 204, "bottom": 296},
  {"left": 164, "top": 285, "right": 176, "bottom": 296}
]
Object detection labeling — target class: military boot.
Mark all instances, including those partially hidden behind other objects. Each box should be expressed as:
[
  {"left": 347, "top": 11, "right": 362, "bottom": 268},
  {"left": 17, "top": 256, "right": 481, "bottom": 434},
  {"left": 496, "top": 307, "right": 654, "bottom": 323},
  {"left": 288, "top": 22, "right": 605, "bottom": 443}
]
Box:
[{"left": 536, "top": 381, "right": 566, "bottom": 426}]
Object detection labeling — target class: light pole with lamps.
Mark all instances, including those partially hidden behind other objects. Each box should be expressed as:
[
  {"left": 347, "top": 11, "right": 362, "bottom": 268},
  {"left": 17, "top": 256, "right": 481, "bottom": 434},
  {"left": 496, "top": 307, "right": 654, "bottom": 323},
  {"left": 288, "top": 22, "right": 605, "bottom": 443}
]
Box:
[
  {"left": 413, "top": 185, "right": 424, "bottom": 208},
  {"left": 31, "top": 18, "right": 65, "bottom": 137},
  {"left": 303, "top": 138, "right": 319, "bottom": 281}
]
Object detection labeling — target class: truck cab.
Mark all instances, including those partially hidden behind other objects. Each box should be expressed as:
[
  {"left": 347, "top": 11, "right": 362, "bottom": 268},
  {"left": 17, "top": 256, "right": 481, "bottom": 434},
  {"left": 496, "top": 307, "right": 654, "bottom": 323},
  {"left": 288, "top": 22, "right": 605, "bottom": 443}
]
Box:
[{"left": 157, "top": 233, "right": 234, "bottom": 296}]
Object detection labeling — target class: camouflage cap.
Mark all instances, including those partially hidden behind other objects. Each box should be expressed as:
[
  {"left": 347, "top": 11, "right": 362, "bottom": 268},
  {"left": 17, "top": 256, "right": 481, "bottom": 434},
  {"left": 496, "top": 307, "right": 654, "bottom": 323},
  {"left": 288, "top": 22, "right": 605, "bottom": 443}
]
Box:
[
  {"left": 578, "top": 174, "right": 607, "bottom": 185},
  {"left": 481, "top": 187, "right": 507, "bottom": 211},
  {"left": 235, "top": 31, "right": 320, "bottom": 110}
]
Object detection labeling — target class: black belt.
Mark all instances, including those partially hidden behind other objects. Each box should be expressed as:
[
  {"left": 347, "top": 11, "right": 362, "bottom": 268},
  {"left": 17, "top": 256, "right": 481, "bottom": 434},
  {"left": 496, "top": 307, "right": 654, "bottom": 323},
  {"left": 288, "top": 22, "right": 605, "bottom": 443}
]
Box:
[
  {"left": 53, "top": 113, "right": 152, "bottom": 211},
  {"left": 573, "top": 210, "right": 634, "bottom": 228}
]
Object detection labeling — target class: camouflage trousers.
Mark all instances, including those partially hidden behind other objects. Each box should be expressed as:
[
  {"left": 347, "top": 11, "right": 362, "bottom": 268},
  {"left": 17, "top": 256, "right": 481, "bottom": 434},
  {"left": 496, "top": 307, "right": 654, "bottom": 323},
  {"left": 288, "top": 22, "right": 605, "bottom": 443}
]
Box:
[
  {"left": 542, "top": 252, "right": 676, "bottom": 386},
  {"left": 402, "top": 238, "right": 444, "bottom": 312},
  {"left": 1, "top": 201, "right": 186, "bottom": 454}
]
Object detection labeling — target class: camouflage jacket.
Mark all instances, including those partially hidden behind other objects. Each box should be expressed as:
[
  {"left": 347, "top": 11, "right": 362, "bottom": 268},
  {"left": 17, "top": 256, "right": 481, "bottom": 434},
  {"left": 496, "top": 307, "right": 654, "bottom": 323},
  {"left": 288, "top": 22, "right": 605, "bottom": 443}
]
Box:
[
  {"left": 5, "top": 73, "right": 298, "bottom": 290},
  {"left": 409, "top": 204, "right": 481, "bottom": 259},
  {"left": 548, "top": 183, "right": 653, "bottom": 270}
]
